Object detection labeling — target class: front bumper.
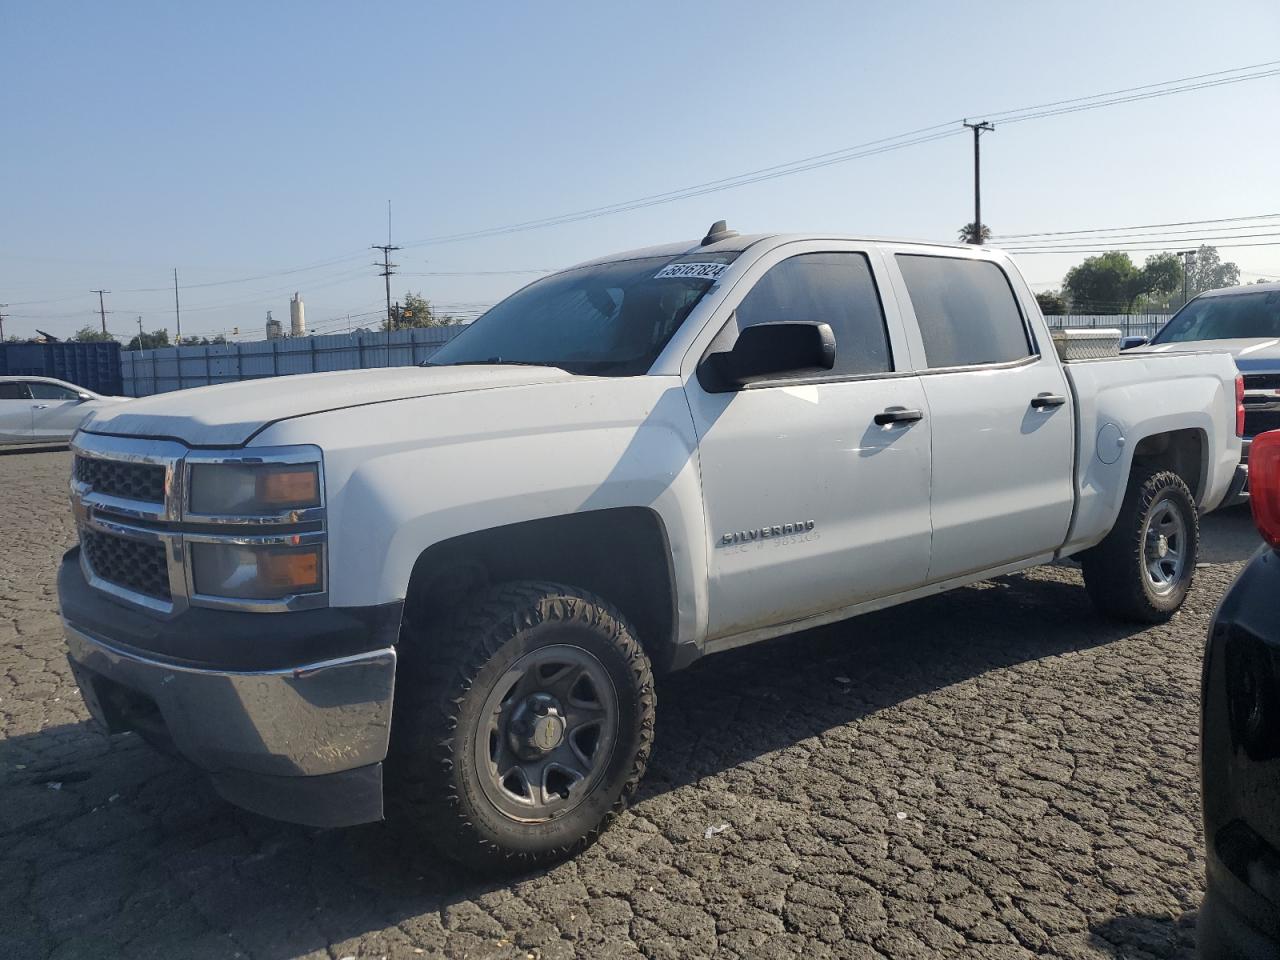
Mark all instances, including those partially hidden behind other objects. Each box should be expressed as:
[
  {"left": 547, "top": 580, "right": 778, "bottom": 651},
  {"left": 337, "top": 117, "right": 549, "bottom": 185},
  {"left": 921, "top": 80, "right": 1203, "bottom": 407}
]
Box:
[{"left": 60, "top": 551, "right": 400, "bottom": 828}]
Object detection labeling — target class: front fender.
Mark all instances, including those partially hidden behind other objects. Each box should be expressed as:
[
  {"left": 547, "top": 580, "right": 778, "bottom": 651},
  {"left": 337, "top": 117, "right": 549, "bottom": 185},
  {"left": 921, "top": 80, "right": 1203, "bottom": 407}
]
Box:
[{"left": 252, "top": 377, "right": 710, "bottom": 646}]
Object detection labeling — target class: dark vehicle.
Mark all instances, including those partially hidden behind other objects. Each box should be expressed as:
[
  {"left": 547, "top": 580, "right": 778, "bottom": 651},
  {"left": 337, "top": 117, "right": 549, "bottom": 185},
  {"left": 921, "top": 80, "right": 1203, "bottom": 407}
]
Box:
[{"left": 1201, "top": 428, "right": 1280, "bottom": 958}]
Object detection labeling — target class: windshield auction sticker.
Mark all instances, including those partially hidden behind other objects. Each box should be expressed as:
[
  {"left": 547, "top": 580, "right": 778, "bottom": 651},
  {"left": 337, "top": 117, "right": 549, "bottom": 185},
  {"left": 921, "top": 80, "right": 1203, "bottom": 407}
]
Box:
[{"left": 653, "top": 262, "right": 729, "bottom": 281}]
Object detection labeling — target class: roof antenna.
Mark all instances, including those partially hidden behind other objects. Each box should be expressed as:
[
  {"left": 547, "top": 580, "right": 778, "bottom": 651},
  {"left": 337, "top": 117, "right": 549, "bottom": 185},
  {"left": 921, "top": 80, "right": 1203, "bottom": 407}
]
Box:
[{"left": 701, "top": 220, "right": 738, "bottom": 246}]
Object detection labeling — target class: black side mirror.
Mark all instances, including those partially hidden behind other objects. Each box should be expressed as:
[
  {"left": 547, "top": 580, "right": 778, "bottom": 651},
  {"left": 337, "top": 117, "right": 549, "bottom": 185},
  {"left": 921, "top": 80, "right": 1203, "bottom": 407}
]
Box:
[
  {"left": 700, "top": 321, "right": 836, "bottom": 392},
  {"left": 1119, "top": 336, "right": 1149, "bottom": 350}
]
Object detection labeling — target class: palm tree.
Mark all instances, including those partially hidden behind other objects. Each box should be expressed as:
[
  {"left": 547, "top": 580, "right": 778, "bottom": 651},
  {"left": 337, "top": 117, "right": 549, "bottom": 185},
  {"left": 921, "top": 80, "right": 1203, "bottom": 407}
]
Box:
[{"left": 957, "top": 222, "right": 991, "bottom": 245}]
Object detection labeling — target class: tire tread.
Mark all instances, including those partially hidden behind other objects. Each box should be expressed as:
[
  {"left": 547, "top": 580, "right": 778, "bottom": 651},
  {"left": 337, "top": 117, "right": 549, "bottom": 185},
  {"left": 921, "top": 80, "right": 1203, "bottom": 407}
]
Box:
[
  {"left": 1081, "top": 469, "right": 1198, "bottom": 623},
  {"left": 391, "top": 580, "right": 655, "bottom": 871}
]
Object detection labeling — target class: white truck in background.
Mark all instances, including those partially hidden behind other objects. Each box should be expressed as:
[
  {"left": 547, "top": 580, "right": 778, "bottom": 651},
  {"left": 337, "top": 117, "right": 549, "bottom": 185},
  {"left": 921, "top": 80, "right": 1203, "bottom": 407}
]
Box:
[
  {"left": 1126, "top": 279, "right": 1280, "bottom": 504},
  {"left": 59, "top": 223, "right": 1242, "bottom": 870}
]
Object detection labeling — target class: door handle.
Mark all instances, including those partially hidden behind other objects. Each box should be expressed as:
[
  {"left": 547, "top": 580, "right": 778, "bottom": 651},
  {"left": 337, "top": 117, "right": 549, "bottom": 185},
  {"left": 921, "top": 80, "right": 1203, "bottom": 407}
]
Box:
[
  {"left": 31, "top": 404, "right": 49, "bottom": 410},
  {"left": 874, "top": 407, "right": 924, "bottom": 425},
  {"left": 1030, "top": 394, "right": 1066, "bottom": 409}
]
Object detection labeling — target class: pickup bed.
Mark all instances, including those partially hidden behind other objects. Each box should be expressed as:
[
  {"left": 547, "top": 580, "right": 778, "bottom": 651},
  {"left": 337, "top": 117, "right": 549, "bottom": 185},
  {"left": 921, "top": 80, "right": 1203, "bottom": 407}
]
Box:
[{"left": 59, "top": 225, "right": 1243, "bottom": 868}]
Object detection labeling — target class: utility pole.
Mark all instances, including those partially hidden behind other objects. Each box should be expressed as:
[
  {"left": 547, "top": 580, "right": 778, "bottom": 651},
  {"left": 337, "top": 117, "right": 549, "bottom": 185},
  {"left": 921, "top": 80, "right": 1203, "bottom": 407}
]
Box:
[
  {"left": 372, "top": 201, "right": 400, "bottom": 330},
  {"left": 963, "top": 121, "right": 995, "bottom": 244},
  {"left": 173, "top": 268, "right": 182, "bottom": 344},
  {"left": 373, "top": 244, "right": 401, "bottom": 329},
  {"left": 1177, "top": 249, "right": 1197, "bottom": 306},
  {"left": 0, "top": 304, "right": 7, "bottom": 341},
  {"left": 91, "top": 289, "right": 111, "bottom": 334}
]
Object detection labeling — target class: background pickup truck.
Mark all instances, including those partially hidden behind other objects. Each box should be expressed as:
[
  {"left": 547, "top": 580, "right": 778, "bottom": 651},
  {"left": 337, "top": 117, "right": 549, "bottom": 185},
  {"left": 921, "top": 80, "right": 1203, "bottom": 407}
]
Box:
[
  {"left": 1126, "top": 280, "right": 1280, "bottom": 505},
  {"left": 59, "top": 223, "right": 1243, "bottom": 870}
]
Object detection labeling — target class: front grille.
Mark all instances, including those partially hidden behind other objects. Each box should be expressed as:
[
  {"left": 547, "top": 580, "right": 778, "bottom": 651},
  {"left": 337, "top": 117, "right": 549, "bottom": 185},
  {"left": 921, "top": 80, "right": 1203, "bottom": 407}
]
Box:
[
  {"left": 1245, "top": 409, "right": 1280, "bottom": 438},
  {"left": 80, "top": 529, "right": 171, "bottom": 601},
  {"left": 1244, "top": 373, "right": 1280, "bottom": 391},
  {"left": 74, "top": 456, "right": 166, "bottom": 504}
]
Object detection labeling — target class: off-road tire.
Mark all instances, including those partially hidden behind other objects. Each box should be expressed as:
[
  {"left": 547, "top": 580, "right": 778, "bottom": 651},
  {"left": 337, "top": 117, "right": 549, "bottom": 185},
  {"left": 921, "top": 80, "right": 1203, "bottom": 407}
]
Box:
[
  {"left": 1081, "top": 469, "right": 1199, "bottom": 623},
  {"left": 390, "top": 580, "right": 655, "bottom": 872}
]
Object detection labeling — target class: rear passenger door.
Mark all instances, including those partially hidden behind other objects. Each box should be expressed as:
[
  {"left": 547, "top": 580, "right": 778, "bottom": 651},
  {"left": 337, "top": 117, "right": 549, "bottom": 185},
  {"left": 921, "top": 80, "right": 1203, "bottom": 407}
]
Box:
[
  {"left": 888, "top": 251, "right": 1074, "bottom": 583},
  {"left": 0, "top": 382, "right": 34, "bottom": 442},
  {"left": 687, "top": 243, "right": 933, "bottom": 641}
]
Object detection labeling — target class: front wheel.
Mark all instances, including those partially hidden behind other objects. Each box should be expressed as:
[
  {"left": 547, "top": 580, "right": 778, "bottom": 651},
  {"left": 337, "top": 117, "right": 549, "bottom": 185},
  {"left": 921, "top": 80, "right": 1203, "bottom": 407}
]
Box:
[
  {"left": 1081, "top": 469, "right": 1199, "bottom": 623},
  {"left": 391, "top": 581, "right": 655, "bottom": 871}
]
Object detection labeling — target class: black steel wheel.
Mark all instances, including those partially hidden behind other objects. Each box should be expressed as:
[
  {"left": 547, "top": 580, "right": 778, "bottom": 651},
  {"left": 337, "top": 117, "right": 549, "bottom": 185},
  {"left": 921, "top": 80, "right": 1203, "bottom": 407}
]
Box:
[
  {"left": 473, "top": 643, "right": 619, "bottom": 823},
  {"left": 391, "top": 581, "right": 654, "bottom": 871}
]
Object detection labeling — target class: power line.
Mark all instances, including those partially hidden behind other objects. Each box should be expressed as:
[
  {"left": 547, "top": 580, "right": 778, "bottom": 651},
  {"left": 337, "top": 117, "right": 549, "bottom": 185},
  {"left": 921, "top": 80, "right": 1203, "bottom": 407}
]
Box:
[
  {"left": 1005, "top": 229, "right": 1280, "bottom": 250},
  {"left": 993, "top": 212, "right": 1280, "bottom": 240},
  {"left": 115, "top": 251, "right": 369, "bottom": 293},
  {"left": 1008, "top": 239, "right": 1280, "bottom": 254},
  {"left": 399, "top": 60, "right": 1280, "bottom": 249},
  {"left": 971, "top": 59, "right": 1280, "bottom": 124}
]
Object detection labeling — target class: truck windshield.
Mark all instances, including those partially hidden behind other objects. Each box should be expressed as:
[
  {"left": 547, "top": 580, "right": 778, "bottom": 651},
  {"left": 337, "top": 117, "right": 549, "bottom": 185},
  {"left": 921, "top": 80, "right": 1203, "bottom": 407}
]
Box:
[
  {"left": 426, "top": 252, "right": 739, "bottom": 376},
  {"left": 1151, "top": 289, "right": 1280, "bottom": 344}
]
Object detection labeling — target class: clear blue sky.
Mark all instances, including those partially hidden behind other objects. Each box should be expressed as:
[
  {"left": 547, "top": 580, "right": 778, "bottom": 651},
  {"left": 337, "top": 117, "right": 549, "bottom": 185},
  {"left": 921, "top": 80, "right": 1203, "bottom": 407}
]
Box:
[{"left": 2, "top": 1, "right": 1278, "bottom": 341}]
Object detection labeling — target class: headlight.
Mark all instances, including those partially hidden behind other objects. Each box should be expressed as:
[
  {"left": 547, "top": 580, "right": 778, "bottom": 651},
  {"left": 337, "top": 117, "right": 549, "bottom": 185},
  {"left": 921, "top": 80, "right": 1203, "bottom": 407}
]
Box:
[
  {"left": 191, "top": 540, "right": 323, "bottom": 600},
  {"left": 189, "top": 462, "right": 320, "bottom": 516}
]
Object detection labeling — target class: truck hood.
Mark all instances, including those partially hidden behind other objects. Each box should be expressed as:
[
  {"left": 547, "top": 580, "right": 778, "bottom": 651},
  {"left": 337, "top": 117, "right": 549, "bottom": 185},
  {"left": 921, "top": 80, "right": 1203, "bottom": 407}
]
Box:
[
  {"left": 79, "top": 365, "right": 575, "bottom": 447},
  {"left": 1133, "top": 337, "right": 1280, "bottom": 364}
]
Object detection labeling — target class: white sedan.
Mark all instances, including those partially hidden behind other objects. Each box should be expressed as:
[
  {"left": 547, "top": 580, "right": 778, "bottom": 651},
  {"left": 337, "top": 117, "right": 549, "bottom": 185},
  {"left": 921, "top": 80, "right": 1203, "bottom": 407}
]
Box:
[{"left": 0, "top": 376, "right": 129, "bottom": 445}]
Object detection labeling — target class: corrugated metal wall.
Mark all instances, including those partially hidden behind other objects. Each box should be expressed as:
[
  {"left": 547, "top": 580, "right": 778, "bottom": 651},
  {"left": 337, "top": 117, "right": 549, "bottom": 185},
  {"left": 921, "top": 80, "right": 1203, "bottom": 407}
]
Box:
[
  {"left": 121, "top": 326, "right": 466, "bottom": 396},
  {"left": 0, "top": 341, "right": 124, "bottom": 395}
]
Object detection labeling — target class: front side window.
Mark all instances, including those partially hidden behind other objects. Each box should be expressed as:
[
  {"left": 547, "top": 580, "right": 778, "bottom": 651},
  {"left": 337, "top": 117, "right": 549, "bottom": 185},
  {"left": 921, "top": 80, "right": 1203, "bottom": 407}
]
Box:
[
  {"left": 897, "top": 255, "right": 1033, "bottom": 368},
  {"left": 428, "top": 252, "right": 739, "bottom": 376},
  {"left": 0, "top": 382, "right": 31, "bottom": 400},
  {"left": 28, "top": 382, "right": 80, "bottom": 401},
  {"left": 1151, "top": 290, "right": 1280, "bottom": 344},
  {"left": 735, "top": 252, "right": 892, "bottom": 378}
]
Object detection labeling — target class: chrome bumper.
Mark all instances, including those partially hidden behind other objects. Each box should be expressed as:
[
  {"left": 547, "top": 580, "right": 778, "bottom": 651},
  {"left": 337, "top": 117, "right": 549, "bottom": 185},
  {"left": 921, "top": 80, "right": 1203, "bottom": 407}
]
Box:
[{"left": 65, "top": 623, "right": 396, "bottom": 825}]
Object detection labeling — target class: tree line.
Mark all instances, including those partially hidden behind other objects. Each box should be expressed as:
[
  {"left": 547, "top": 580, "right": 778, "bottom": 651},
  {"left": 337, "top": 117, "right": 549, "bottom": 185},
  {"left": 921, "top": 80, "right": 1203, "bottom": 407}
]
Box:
[
  {"left": 1037, "top": 244, "right": 1245, "bottom": 316},
  {"left": 957, "top": 222, "right": 1253, "bottom": 316}
]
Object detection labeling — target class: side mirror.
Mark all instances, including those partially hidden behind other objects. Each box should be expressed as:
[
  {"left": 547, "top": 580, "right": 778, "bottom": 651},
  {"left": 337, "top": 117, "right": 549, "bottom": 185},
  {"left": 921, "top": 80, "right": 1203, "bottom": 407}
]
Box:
[
  {"left": 700, "top": 321, "right": 836, "bottom": 392},
  {"left": 76, "top": 392, "right": 93, "bottom": 402},
  {"left": 1120, "top": 336, "right": 1149, "bottom": 350}
]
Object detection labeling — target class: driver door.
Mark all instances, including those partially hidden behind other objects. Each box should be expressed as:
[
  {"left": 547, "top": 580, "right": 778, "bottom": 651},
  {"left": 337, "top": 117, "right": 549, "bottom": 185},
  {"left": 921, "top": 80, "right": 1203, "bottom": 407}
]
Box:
[{"left": 684, "top": 243, "right": 933, "bottom": 642}]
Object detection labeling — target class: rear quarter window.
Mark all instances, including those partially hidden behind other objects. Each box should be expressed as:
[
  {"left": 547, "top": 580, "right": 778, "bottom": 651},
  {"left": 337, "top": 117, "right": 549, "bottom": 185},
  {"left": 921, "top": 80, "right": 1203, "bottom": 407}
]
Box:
[{"left": 896, "top": 255, "right": 1033, "bottom": 368}]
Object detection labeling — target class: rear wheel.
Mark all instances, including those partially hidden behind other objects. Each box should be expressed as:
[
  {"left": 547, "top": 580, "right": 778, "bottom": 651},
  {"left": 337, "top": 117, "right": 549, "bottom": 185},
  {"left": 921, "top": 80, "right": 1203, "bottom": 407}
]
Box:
[
  {"left": 1081, "top": 469, "right": 1199, "bottom": 623},
  {"left": 391, "top": 581, "right": 655, "bottom": 871}
]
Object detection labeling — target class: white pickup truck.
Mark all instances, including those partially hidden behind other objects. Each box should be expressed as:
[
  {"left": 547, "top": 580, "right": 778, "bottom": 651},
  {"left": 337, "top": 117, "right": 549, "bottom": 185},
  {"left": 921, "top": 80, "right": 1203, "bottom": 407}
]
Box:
[{"left": 59, "top": 224, "right": 1242, "bottom": 869}]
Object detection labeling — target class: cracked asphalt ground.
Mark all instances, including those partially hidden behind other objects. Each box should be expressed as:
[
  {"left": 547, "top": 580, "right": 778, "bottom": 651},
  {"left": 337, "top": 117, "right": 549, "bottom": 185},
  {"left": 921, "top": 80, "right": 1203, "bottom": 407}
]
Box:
[{"left": 0, "top": 446, "right": 1265, "bottom": 960}]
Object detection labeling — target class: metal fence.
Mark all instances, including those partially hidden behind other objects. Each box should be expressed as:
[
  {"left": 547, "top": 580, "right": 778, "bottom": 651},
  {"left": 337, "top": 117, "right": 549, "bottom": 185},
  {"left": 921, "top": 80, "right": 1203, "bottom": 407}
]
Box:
[
  {"left": 1043, "top": 314, "right": 1171, "bottom": 341},
  {"left": 121, "top": 326, "right": 467, "bottom": 396}
]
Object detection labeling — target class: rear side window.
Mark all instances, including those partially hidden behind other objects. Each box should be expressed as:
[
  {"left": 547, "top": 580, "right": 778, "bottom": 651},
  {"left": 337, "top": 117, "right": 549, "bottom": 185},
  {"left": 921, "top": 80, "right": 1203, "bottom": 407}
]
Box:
[
  {"left": 0, "top": 382, "right": 31, "bottom": 400},
  {"left": 896, "top": 255, "right": 1033, "bottom": 368},
  {"left": 736, "top": 252, "right": 891, "bottom": 377}
]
